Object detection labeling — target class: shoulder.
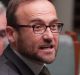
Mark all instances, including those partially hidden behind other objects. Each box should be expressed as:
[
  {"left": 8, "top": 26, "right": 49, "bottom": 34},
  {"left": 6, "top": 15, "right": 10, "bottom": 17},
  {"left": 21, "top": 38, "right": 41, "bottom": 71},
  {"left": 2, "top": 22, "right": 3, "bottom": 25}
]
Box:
[{"left": 0, "top": 55, "right": 19, "bottom": 75}]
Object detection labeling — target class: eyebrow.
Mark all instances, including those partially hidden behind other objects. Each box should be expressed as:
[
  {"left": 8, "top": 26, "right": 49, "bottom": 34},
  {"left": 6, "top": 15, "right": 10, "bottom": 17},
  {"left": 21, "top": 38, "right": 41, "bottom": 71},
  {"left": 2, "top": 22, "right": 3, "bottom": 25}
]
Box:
[
  {"left": 29, "top": 18, "right": 59, "bottom": 24},
  {"left": 29, "top": 19, "right": 44, "bottom": 23}
]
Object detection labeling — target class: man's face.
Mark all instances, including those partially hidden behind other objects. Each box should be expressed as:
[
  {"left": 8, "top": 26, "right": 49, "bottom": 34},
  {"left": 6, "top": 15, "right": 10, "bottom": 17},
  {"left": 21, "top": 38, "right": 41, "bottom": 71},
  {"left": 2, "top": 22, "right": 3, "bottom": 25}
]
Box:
[
  {"left": 0, "top": 12, "right": 7, "bottom": 55},
  {"left": 13, "top": 1, "right": 59, "bottom": 63}
]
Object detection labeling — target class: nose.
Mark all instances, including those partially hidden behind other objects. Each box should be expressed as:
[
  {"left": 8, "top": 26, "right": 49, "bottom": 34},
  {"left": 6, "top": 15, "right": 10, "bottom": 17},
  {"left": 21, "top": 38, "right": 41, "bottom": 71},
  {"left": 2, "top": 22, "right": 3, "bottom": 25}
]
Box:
[{"left": 42, "top": 28, "right": 53, "bottom": 43}]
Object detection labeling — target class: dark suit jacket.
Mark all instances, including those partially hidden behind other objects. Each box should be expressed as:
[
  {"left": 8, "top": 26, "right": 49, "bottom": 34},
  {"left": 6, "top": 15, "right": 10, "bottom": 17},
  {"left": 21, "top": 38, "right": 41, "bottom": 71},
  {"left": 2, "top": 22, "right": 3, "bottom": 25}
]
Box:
[{"left": 0, "top": 45, "right": 35, "bottom": 75}]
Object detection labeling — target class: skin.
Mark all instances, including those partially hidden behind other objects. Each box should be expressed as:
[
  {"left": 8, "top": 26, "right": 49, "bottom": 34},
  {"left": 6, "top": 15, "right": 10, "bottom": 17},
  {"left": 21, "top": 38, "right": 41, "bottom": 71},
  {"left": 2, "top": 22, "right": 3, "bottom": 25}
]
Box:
[
  {"left": 7, "top": 0, "right": 59, "bottom": 64},
  {"left": 0, "top": 12, "right": 7, "bottom": 55}
]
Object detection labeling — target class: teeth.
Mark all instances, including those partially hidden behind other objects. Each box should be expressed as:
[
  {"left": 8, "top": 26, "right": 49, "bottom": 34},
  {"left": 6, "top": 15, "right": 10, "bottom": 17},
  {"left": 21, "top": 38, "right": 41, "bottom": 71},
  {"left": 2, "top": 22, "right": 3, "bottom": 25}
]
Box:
[{"left": 40, "top": 45, "right": 54, "bottom": 49}]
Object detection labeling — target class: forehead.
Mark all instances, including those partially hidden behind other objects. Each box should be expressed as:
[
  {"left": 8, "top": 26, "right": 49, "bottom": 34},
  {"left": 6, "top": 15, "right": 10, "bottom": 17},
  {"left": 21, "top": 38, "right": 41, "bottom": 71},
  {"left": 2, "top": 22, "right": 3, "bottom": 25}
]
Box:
[
  {"left": 0, "top": 12, "right": 6, "bottom": 29},
  {"left": 15, "top": 0, "right": 57, "bottom": 23}
]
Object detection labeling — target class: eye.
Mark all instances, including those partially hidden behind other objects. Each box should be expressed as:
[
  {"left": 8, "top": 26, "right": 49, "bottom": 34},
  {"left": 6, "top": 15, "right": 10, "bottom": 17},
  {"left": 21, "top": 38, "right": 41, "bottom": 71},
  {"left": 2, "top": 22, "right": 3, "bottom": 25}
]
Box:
[
  {"left": 35, "top": 25, "right": 42, "bottom": 28},
  {"left": 34, "top": 24, "right": 44, "bottom": 30},
  {"left": 0, "top": 30, "right": 6, "bottom": 38},
  {"left": 50, "top": 25, "right": 57, "bottom": 30}
]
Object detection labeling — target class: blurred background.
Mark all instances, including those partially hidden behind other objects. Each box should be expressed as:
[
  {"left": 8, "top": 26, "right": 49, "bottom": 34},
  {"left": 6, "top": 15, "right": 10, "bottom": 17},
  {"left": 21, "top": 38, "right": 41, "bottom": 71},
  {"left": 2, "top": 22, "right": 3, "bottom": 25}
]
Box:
[
  {"left": 53, "top": 1, "right": 80, "bottom": 75},
  {"left": 0, "top": 0, "right": 80, "bottom": 75}
]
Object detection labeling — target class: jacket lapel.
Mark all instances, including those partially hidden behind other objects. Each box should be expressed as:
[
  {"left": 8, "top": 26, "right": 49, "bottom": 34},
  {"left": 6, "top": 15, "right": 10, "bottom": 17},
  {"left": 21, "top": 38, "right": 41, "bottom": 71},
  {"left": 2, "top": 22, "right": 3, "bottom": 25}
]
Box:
[{"left": 4, "top": 45, "right": 35, "bottom": 75}]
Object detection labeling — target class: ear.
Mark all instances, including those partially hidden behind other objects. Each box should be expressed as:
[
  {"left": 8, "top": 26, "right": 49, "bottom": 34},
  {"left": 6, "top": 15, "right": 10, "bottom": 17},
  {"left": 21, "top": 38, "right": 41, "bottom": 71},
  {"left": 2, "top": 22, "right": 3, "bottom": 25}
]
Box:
[{"left": 6, "top": 26, "right": 18, "bottom": 43}]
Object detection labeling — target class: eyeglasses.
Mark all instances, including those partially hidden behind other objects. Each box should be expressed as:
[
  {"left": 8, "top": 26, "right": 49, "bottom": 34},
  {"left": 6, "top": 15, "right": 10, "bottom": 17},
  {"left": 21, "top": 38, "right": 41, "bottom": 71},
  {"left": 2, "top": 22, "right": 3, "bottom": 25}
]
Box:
[
  {"left": 0, "top": 30, "right": 6, "bottom": 38},
  {"left": 14, "top": 22, "right": 64, "bottom": 34}
]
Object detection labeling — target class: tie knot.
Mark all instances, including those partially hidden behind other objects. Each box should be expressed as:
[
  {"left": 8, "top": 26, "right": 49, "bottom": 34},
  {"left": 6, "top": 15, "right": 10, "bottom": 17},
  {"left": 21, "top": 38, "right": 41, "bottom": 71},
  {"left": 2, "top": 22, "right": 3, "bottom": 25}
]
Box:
[{"left": 39, "top": 66, "right": 50, "bottom": 75}]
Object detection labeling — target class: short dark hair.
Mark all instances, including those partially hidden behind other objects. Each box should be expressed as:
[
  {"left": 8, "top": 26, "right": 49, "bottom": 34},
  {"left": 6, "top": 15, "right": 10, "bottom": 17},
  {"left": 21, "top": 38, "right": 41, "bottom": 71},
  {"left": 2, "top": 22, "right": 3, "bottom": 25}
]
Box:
[
  {"left": 6, "top": 0, "right": 53, "bottom": 28},
  {"left": 6, "top": 0, "right": 25, "bottom": 28}
]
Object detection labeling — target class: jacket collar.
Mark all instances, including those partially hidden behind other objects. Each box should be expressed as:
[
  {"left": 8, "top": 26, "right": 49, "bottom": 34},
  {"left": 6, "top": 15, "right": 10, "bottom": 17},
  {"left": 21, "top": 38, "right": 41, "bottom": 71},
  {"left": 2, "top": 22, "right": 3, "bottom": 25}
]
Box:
[{"left": 4, "top": 45, "right": 35, "bottom": 75}]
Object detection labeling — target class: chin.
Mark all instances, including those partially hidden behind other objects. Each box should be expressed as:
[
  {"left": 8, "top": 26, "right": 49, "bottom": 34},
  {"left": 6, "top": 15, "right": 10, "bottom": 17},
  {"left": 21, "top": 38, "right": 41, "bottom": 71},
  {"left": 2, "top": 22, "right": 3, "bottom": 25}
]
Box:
[
  {"left": 46, "top": 59, "right": 55, "bottom": 64},
  {"left": 42, "top": 57, "right": 56, "bottom": 64}
]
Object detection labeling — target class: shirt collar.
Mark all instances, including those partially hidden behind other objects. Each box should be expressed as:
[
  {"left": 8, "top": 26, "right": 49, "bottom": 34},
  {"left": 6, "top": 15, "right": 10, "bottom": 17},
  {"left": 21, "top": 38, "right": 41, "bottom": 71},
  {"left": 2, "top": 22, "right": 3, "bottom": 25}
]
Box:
[{"left": 12, "top": 49, "right": 45, "bottom": 75}]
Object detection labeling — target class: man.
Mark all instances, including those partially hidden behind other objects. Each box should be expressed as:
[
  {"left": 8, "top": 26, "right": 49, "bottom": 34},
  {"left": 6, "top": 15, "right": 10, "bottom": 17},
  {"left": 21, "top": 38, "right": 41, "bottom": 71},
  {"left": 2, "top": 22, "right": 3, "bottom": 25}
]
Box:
[
  {"left": 0, "top": 2, "right": 8, "bottom": 55},
  {"left": 0, "top": 0, "right": 63, "bottom": 75}
]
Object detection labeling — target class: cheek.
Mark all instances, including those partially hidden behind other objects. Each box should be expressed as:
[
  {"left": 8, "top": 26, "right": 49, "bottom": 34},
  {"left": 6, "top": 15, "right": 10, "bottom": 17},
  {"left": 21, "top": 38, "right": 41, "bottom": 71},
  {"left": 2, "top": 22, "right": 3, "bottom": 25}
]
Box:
[
  {"left": 54, "top": 34, "right": 59, "bottom": 48},
  {"left": 29, "top": 35, "right": 41, "bottom": 50},
  {"left": 19, "top": 31, "right": 41, "bottom": 50},
  {"left": 0, "top": 41, "right": 4, "bottom": 55},
  {"left": 0, "top": 40, "right": 4, "bottom": 48}
]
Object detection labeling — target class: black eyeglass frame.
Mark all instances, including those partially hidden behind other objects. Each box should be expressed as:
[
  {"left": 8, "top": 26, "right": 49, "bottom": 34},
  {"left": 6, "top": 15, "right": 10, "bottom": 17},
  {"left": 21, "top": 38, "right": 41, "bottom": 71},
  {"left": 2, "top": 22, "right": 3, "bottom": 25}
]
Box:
[
  {"left": 0, "top": 30, "right": 6, "bottom": 38},
  {"left": 13, "top": 22, "right": 64, "bottom": 34}
]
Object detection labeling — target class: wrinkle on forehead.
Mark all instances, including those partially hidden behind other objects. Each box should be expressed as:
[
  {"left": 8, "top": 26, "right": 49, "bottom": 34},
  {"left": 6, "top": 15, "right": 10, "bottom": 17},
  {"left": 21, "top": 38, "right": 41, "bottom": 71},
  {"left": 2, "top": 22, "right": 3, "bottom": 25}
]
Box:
[
  {"left": 24, "top": 1, "right": 57, "bottom": 15},
  {"left": 15, "top": 0, "right": 58, "bottom": 24},
  {"left": 16, "top": 0, "right": 57, "bottom": 16},
  {"left": 0, "top": 12, "right": 6, "bottom": 29}
]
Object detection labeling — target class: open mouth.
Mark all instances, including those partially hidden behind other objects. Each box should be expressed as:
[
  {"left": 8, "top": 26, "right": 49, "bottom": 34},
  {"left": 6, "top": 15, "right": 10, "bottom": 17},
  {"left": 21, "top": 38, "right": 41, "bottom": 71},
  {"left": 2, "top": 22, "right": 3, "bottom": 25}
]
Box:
[{"left": 39, "top": 44, "right": 54, "bottom": 50}]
